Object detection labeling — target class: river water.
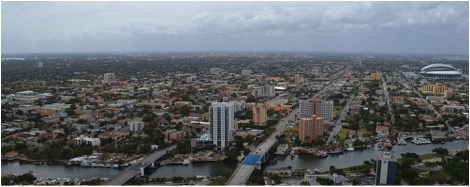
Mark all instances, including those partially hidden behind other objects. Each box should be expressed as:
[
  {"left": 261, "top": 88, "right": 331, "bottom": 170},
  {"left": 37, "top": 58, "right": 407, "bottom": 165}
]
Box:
[{"left": 2, "top": 140, "right": 468, "bottom": 179}]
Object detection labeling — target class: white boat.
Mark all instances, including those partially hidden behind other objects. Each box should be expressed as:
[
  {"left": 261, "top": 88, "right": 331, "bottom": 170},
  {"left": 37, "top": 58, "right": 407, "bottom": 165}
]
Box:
[
  {"left": 80, "top": 161, "right": 90, "bottom": 167},
  {"left": 182, "top": 159, "right": 191, "bottom": 165},
  {"left": 346, "top": 147, "right": 354, "bottom": 151},
  {"left": 289, "top": 150, "right": 295, "bottom": 157},
  {"left": 397, "top": 138, "right": 407, "bottom": 145}
]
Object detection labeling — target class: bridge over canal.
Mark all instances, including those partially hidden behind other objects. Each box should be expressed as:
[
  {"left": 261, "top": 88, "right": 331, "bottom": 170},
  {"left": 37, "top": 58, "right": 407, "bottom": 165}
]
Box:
[{"left": 105, "top": 144, "right": 177, "bottom": 185}]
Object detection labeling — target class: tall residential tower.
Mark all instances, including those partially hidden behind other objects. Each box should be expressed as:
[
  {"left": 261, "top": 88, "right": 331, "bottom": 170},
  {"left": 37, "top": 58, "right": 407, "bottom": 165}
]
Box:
[
  {"left": 253, "top": 103, "right": 267, "bottom": 126},
  {"left": 299, "top": 98, "right": 334, "bottom": 121},
  {"left": 209, "top": 102, "right": 235, "bottom": 150}
]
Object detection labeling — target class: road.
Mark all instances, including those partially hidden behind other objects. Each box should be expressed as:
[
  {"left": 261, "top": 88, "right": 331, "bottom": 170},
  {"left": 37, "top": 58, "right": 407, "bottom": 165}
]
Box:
[
  {"left": 327, "top": 94, "right": 355, "bottom": 145},
  {"left": 226, "top": 107, "right": 299, "bottom": 185},
  {"left": 381, "top": 73, "right": 395, "bottom": 125},
  {"left": 106, "top": 144, "right": 177, "bottom": 185}
]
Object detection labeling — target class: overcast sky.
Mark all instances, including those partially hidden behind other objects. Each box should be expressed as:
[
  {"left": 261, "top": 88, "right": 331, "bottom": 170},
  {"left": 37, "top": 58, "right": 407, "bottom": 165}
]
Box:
[{"left": 2, "top": 1, "right": 469, "bottom": 55}]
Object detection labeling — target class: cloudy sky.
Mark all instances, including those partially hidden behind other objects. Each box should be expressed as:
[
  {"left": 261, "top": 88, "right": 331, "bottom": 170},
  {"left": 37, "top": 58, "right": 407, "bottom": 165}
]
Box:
[{"left": 2, "top": 1, "right": 469, "bottom": 55}]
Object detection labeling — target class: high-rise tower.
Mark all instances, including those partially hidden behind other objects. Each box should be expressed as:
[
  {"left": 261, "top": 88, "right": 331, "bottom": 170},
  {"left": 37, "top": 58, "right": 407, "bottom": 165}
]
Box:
[
  {"left": 209, "top": 102, "right": 235, "bottom": 150},
  {"left": 375, "top": 151, "right": 397, "bottom": 185},
  {"left": 103, "top": 73, "right": 116, "bottom": 84}
]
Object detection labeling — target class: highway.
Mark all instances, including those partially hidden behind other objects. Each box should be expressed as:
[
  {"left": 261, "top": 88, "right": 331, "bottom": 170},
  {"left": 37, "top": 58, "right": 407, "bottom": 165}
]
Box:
[
  {"left": 226, "top": 104, "right": 299, "bottom": 185},
  {"left": 106, "top": 144, "right": 177, "bottom": 185}
]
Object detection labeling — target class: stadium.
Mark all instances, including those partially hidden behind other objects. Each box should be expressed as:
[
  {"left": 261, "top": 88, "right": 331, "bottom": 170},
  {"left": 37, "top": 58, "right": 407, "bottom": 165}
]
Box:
[{"left": 419, "top": 63, "right": 462, "bottom": 79}]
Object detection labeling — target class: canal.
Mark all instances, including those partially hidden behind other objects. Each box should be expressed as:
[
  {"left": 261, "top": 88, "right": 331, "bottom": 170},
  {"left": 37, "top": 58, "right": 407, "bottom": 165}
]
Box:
[{"left": 2, "top": 140, "right": 468, "bottom": 179}]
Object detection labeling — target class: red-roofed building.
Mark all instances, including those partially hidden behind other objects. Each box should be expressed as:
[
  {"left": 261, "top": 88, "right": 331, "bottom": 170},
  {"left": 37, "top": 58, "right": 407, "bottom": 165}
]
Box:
[
  {"left": 4, "top": 151, "right": 18, "bottom": 158},
  {"left": 266, "top": 105, "right": 291, "bottom": 112}
]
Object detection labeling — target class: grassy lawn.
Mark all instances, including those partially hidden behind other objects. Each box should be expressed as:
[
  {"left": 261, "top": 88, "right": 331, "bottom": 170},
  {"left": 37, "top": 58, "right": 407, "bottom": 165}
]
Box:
[
  {"left": 397, "top": 153, "right": 438, "bottom": 164},
  {"left": 419, "top": 153, "right": 437, "bottom": 160},
  {"left": 339, "top": 128, "right": 349, "bottom": 141},
  {"left": 359, "top": 128, "right": 372, "bottom": 136}
]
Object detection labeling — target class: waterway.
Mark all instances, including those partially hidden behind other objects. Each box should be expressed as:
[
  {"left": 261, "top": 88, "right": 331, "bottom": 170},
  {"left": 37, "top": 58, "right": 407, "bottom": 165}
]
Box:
[
  {"left": 1, "top": 161, "right": 124, "bottom": 179},
  {"left": 264, "top": 140, "right": 469, "bottom": 171},
  {"left": 2, "top": 140, "right": 468, "bottom": 179}
]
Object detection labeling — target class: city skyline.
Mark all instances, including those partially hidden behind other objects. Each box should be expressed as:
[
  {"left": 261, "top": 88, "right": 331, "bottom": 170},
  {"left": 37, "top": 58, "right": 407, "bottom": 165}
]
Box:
[{"left": 2, "top": 1, "right": 469, "bottom": 55}]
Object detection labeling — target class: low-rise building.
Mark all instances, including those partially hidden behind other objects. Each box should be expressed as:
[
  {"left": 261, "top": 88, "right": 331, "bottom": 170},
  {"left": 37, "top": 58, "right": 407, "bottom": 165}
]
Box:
[{"left": 74, "top": 135, "right": 100, "bottom": 146}]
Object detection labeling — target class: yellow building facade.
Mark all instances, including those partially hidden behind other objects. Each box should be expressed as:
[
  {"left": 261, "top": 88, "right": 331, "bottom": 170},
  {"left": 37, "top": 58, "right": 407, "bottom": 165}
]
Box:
[
  {"left": 253, "top": 103, "right": 267, "bottom": 126},
  {"left": 371, "top": 72, "right": 381, "bottom": 80}
]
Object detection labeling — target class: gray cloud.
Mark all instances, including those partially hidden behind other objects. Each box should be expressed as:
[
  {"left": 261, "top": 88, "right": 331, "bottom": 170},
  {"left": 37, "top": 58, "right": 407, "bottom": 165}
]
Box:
[{"left": 1, "top": 1, "right": 468, "bottom": 55}]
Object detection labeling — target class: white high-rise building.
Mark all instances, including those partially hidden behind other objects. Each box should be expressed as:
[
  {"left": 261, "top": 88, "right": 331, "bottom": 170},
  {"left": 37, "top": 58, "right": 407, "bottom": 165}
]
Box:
[
  {"left": 252, "top": 85, "right": 275, "bottom": 97},
  {"left": 37, "top": 61, "right": 43, "bottom": 68},
  {"left": 103, "top": 73, "right": 116, "bottom": 84},
  {"left": 299, "top": 98, "right": 334, "bottom": 121},
  {"left": 229, "top": 100, "right": 245, "bottom": 113},
  {"left": 209, "top": 102, "right": 235, "bottom": 150},
  {"left": 317, "top": 100, "right": 334, "bottom": 122}
]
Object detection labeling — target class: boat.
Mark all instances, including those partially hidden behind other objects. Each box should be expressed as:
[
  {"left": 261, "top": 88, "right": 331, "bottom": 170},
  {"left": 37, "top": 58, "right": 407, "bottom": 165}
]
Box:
[
  {"left": 314, "top": 151, "right": 328, "bottom": 158},
  {"left": 91, "top": 163, "right": 98, "bottom": 167},
  {"left": 328, "top": 148, "right": 344, "bottom": 155},
  {"left": 182, "top": 159, "right": 191, "bottom": 165},
  {"left": 346, "top": 147, "right": 354, "bottom": 151},
  {"left": 111, "top": 164, "right": 119, "bottom": 169},
  {"left": 413, "top": 137, "right": 431, "bottom": 145},
  {"left": 104, "top": 164, "right": 111, "bottom": 168},
  {"left": 289, "top": 150, "right": 295, "bottom": 157},
  {"left": 80, "top": 161, "right": 90, "bottom": 167},
  {"left": 378, "top": 141, "right": 393, "bottom": 151},
  {"left": 397, "top": 138, "right": 407, "bottom": 145}
]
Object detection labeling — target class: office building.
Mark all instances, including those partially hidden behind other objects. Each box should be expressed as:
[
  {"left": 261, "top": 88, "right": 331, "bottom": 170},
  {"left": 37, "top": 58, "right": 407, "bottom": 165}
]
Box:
[
  {"left": 209, "top": 102, "right": 235, "bottom": 150},
  {"left": 376, "top": 151, "right": 397, "bottom": 185},
  {"left": 253, "top": 103, "right": 267, "bottom": 126},
  {"left": 371, "top": 72, "right": 381, "bottom": 80},
  {"left": 299, "top": 98, "right": 334, "bottom": 121},
  {"left": 103, "top": 73, "right": 116, "bottom": 84},
  {"left": 37, "top": 61, "right": 43, "bottom": 68}
]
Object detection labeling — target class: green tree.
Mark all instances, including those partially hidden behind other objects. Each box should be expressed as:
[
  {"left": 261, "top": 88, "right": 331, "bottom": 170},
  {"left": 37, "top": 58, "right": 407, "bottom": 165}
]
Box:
[
  {"left": 432, "top": 147, "right": 449, "bottom": 155},
  {"left": 316, "top": 177, "right": 334, "bottom": 185}
]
